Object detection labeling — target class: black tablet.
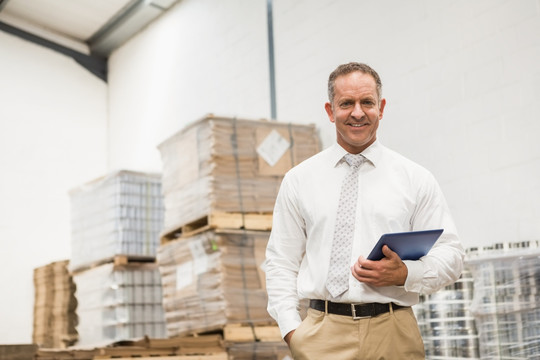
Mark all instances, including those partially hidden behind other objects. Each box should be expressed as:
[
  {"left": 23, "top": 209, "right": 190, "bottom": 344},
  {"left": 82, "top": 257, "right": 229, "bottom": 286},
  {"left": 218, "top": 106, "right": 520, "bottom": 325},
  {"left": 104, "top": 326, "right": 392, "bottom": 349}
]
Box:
[{"left": 366, "top": 229, "right": 444, "bottom": 261}]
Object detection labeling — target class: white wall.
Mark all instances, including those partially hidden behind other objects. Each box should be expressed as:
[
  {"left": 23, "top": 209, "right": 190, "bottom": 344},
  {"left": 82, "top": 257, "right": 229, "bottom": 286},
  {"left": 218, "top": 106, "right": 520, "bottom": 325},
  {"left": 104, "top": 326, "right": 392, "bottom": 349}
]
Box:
[
  {"left": 2, "top": 0, "right": 539, "bottom": 344},
  {"left": 0, "top": 32, "right": 107, "bottom": 343},
  {"left": 108, "top": 0, "right": 540, "bottom": 249},
  {"left": 107, "top": 0, "right": 270, "bottom": 172},
  {"left": 270, "top": 0, "right": 540, "bottom": 246}
]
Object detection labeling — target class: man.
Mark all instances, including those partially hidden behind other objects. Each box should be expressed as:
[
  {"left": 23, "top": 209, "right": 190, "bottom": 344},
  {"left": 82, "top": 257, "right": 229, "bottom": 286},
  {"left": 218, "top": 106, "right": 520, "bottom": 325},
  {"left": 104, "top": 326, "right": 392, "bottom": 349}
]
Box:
[{"left": 264, "top": 62, "right": 464, "bottom": 359}]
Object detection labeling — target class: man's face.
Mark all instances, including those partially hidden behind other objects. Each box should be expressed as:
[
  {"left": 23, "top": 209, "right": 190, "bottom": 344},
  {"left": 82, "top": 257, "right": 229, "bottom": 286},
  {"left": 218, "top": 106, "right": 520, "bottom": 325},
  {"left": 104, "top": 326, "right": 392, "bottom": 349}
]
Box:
[{"left": 325, "top": 71, "right": 386, "bottom": 154}]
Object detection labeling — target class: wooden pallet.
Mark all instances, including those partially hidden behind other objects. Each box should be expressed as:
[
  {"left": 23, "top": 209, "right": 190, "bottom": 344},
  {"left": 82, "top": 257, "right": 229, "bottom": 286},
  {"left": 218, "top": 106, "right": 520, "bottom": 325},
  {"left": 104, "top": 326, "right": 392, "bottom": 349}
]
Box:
[
  {"left": 1, "top": 344, "right": 39, "bottom": 360},
  {"left": 35, "top": 347, "right": 97, "bottom": 360},
  {"left": 111, "top": 334, "right": 225, "bottom": 356},
  {"left": 94, "top": 335, "right": 226, "bottom": 358},
  {"left": 94, "top": 355, "right": 228, "bottom": 360},
  {"left": 70, "top": 255, "right": 156, "bottom": 274},
  {"left": 223, "top": 324, "right": 282, "bottom": 343},
  {"left": 161, "top": 212, "right": 273, "bottom": 243},
  {"left": 94, "top": 347, "right": 177, "bottom": 358},
  {"left": 35, "top": 334, "right": 226, "bottom": 360}
]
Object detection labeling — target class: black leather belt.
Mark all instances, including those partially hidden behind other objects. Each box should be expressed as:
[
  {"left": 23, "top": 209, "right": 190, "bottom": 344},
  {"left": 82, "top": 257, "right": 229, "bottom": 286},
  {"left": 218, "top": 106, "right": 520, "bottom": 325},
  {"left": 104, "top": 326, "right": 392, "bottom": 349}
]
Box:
[{"left": 310, "top": 299, "right": 408, "bottom": 319}]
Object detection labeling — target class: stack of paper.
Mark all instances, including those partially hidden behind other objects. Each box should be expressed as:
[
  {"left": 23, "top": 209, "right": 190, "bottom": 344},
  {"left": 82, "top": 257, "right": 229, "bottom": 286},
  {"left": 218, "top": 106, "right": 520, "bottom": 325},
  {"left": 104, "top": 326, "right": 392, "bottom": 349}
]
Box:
[
  {"left": 158, "top": 115, "right": 320, "bottom": 237},
  {"left": 157, "top": 229, "right": 272, "bottom": 337},
  {"left": 33, "top": 260, "right": 78, "bottom": 348}
]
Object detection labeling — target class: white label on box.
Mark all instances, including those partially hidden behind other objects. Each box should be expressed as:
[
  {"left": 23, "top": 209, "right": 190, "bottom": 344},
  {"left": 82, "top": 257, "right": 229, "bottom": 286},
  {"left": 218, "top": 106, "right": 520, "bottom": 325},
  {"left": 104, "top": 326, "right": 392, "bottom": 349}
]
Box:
[
  {"left": 189, "top": 239, "right": 208, "bottom": 275},
  {"left": 257, "top": 129, "right": 290, "bottom": 167},
  {"left": 176, "top": 262, "right": 193, "bottom": 290}
]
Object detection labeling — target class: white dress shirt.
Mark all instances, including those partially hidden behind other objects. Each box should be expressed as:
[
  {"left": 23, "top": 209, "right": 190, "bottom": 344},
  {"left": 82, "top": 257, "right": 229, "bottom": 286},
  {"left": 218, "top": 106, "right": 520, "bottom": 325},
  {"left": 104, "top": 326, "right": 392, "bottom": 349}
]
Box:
[{"left": 264, "top": 140, "right": 465, "bottom": 338}]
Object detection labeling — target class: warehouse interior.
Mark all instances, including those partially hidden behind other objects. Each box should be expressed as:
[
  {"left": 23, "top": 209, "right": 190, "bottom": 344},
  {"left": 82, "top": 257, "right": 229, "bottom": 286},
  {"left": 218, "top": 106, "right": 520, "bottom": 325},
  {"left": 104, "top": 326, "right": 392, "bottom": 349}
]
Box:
[{"left": 1, "top": 0, "right": 539, "bottom": 358}]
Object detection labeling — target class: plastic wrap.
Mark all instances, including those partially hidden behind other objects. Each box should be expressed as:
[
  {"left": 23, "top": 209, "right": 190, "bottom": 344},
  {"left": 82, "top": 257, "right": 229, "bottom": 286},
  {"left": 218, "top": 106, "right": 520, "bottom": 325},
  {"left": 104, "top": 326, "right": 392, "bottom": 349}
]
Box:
[
  {"left": 33, "top": 260, "right": 78, "bottom": 348},
  {"left": 73, "top": 263, "right": 166, "bottom": 347},
  {"left": 414, "top": 269, "right": 479, "bottom": 359},
  {"left": 157, "top": 115, "right": 320, "bottom": 236},
  {"left": 69, "top": 170, "right": 164, "bottom": 271},
  {"left": 157, "top": 229, "right": 273, "bottom": 337},
  {"left": 467, "top": 241, "right": 540, "bottom": 359}
]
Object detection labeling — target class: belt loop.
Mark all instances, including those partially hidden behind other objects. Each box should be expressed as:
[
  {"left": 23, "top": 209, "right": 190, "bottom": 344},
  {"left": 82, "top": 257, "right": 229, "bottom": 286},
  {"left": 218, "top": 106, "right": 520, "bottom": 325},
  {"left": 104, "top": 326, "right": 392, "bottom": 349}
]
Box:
[
  {"left": 324, "top": 300, "right": 328, "bottom": 314},
  {"left": 389, "top": 303, "right": 394, "bottom": 314}
]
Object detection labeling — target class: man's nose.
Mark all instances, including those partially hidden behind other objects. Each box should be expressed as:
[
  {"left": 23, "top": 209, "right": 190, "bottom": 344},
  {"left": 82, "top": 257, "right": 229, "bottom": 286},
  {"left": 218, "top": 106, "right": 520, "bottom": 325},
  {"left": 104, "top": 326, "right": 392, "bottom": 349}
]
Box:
[{"left": 351, "top": 102, "right": 364, "bottom": 118}]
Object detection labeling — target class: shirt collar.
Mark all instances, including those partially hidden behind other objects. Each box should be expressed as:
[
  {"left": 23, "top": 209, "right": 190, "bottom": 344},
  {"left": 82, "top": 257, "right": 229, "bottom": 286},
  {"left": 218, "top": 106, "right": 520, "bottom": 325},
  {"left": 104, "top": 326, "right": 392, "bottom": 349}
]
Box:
[{"left": 330, "top": 140, "right": 382, "bottom": 168}]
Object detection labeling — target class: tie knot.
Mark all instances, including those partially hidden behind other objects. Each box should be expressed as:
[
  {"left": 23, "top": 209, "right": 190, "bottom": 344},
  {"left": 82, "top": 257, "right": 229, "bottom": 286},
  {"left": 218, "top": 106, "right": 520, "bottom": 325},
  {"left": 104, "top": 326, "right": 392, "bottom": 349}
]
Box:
[{"left": 344, "top": 153, "right": 364, "bottom": 168}]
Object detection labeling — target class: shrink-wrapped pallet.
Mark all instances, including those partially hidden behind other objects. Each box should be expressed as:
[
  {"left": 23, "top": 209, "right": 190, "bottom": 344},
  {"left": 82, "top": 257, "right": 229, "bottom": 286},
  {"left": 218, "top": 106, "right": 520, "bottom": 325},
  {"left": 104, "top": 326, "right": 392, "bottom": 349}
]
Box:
[
  {"left": 157, "top": 229, "right": 272, "bottom": 337},
  {"left": 69, "top": 170, "right": 164, "bottom": 271},
  {"left": 467, "top": 241, "right": 540, "bottom": 359},
  {"left": 414, "top": 269, "right": 479, "bottom": 359},
  {"left": 158, "top": 115, "right": 320, "bottom": 239},
  {"left": 33, "top": 260, "right": 78, "bottom": 348},
  {"left": 73, "top": 263, "right": 166, "bottom": 347}
]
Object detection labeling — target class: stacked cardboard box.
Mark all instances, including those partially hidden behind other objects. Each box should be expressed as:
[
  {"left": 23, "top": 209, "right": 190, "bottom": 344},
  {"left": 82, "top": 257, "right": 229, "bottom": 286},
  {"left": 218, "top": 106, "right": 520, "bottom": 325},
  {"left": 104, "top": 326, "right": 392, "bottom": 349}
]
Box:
[
  {"left": 158, "top": 115, "right": 320, "bottom": 240},
  {"left": 73, "top": 263, "right": 166, "bottom": 347},
  {"left": 157, "top": 229, "right": 271, "bottom": 337},
  {"left": 157, "top": 116, "right": 320, "bottom": 342},
  {"left": 157, "top": 115, "right": 320, "bottom": 359},
  {"left": 33, "top": 260, "right": 77, "bottom": 348},
  {"left": 223, "top": 323, "right": 292, "bottom": 359},
  {"left": 69, "top": 170, "right": 164, "bottom": 271},
  {"left": 227, "top": 342, "right": 292, "bottom": 360}
]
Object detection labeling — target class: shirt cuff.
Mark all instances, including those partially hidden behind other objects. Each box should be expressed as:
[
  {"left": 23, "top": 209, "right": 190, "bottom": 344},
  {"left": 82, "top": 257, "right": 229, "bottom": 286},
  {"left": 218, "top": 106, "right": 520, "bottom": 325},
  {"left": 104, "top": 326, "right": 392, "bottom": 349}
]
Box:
[
  {"left": 277, "top": 309, "right": 303, "bottom": 339},
  {"left": 403, "top": 260, "right": 424, "bottom": 293}
]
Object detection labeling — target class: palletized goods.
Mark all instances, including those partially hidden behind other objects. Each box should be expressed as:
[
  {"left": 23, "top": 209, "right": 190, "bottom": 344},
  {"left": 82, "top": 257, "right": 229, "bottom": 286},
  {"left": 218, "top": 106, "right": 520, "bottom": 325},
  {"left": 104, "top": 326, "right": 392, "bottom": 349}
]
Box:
[
  {"left": 73, "top": 262, "right": 166, "bottom": 347},
  {"left": 69, "top": 170, "right": 164, "bottom": 271},
  {"left": 467, "top": 241, "right": 540, "bottom": 359},
  {"left": 32, "top": 260, "right": 78, "bottom": 348},
  {"left": 414, "top": 269, "right": 479, "bottom": 359},
  {"left": 158, "top": 115, "right": 320, "bottom": 240},
  {"left": 157, "top": 229, "right": 271, "bottom": 337}
]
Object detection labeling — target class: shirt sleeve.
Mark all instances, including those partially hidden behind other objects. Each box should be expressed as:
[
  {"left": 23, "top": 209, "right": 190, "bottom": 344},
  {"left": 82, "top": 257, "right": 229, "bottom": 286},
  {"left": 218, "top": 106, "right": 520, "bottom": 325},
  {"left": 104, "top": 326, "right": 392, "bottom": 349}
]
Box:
[
  {"left": 403, "top": 171, "right": 465, "bottom": 294},
  {"left": 264, "top": 172, "right": 307, "bottom": 338}
]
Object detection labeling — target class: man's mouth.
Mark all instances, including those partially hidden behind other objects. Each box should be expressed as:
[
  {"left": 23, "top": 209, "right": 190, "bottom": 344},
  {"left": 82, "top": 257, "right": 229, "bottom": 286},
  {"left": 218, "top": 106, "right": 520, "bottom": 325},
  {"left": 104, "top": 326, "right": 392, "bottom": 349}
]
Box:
[{"left": 349, "top": 123, "right": 367, "bottom": 127}]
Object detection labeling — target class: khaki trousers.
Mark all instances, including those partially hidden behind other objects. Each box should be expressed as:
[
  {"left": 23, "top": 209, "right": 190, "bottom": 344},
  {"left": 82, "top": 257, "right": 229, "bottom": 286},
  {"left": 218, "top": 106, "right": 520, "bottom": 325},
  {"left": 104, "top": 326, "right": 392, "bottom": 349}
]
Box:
[{"left": 289, "top": 305, "right": 425, "bottom": 360}]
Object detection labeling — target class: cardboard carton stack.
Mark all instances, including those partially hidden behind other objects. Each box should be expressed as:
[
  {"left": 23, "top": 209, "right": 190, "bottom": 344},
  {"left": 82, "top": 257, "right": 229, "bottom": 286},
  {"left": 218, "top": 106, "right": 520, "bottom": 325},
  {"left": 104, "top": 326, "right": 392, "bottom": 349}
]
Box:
[
  {"left": 157, "top": 229, "right": 271, "bottom": 337},
  {"left": 33, "top": 260, "right": 77, "bottom": 348},
  {"left": 227, "top": 342, "right": 292, "bottom": 360},
  {"left": 223, "top": 323, "right": 292, "bottom": 359},
  {"left": 156, "top": 115, "right": 320, "bottom": 355},
  {"left": 158, "top": 115, "right": 320, "bottom": 240}
]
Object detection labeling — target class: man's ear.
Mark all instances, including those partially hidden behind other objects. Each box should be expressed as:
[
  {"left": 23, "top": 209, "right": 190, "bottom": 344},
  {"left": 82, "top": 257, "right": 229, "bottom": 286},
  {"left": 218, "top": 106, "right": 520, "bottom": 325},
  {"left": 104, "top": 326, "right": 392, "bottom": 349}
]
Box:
[
  {"left": 325, "top": 102, "right": 335, "bottom": 123},
  {"left": 378, "top": 98, "right": 386, "bottom": 120}
]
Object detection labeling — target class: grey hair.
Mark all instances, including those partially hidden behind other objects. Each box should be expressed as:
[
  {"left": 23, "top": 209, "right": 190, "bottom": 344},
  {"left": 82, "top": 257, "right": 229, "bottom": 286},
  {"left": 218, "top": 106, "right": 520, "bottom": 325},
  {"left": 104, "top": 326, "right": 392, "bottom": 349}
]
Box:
[{"left": 327, "top": 62, "right": 383, "bottom": 103}]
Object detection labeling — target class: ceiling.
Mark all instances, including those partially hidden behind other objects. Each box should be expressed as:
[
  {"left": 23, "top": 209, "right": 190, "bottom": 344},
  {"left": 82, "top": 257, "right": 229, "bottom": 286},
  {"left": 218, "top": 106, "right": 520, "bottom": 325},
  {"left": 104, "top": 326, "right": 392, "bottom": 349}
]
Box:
[{"left": 0, "top": 0, "right": 180, "bottom": 80}]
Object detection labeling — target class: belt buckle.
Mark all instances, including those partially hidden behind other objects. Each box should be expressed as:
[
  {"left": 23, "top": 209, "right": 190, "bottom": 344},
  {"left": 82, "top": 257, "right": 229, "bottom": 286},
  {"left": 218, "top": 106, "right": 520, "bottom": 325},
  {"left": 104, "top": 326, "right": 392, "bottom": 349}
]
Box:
[{"left": 351, "top": 304, "right": 371, "bottom": 320}]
